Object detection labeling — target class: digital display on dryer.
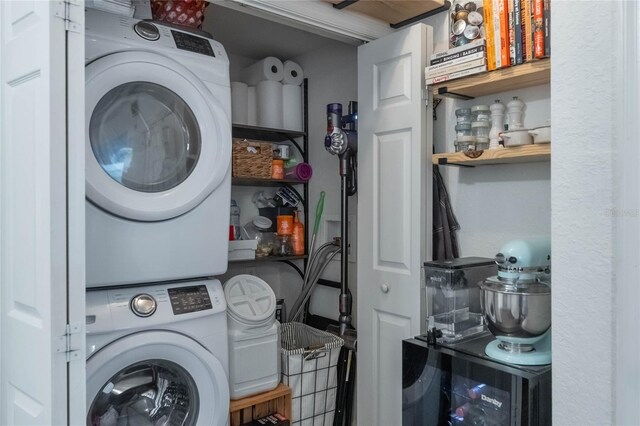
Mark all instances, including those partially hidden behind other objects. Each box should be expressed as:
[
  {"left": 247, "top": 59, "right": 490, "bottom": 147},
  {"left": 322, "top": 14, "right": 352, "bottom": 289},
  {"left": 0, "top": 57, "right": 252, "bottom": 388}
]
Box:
[
  {"left": 168, "top": 285, "right": 212, "bottom": 315},
  {"left": 171, "top": 30, "right": 215, "bottom": 57}
]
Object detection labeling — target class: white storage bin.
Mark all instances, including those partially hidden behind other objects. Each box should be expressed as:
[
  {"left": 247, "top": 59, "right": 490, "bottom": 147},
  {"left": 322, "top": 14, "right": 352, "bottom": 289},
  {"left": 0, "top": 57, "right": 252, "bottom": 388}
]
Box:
[
  {"left": 228, "top": 240, "right": 258, "bottom": 261},
  {"left": 224, "top": 274, "right": 280, "bottom": 399}
]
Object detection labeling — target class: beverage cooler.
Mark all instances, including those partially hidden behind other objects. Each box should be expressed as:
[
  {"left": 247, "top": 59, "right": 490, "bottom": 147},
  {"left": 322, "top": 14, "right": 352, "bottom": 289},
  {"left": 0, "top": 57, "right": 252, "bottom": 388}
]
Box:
[{"left": 402, "top": 334, "right": 551, "bottom": 426}]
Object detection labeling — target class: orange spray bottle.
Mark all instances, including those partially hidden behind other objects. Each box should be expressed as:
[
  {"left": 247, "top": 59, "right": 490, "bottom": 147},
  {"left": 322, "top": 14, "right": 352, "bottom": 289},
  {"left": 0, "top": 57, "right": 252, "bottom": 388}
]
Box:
[{"left": 292, "top": 210, "right": 305, "bottom": 255}]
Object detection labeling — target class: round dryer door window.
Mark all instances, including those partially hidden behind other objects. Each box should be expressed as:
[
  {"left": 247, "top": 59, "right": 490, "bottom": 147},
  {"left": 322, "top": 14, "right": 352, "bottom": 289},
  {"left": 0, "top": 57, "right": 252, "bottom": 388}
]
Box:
[
  {"left": 86, "top": 331, "right": 229, "bottom": 426},
  {"left": 85, "top": 51, "right": 231, "bottom": 221},
  {"left": 89, "top": 82, "right": 201, "bottom": 193}
]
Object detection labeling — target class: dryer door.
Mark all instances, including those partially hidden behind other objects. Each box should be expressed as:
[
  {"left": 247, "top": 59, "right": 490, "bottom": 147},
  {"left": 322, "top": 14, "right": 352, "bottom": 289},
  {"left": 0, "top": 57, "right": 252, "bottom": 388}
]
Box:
[
  {"left": 85, "top": 51, "right": 230, "bottom": 221},
  {"left": 86, "top": 331, "right": 229, "bottom": 426}
]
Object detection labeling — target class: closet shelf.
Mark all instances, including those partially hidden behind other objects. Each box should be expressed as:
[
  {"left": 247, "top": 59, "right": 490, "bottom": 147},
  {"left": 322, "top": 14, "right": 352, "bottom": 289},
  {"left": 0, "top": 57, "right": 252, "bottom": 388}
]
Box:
[
  {"left": 229, "top": 255, "right": 308, "bottom": 264},
  {"left": 232, "top": 124, "right": 306, "bottom": 142},
  {"left": 431, "top": 59, "right": 550, "bottom": 99},
  {"left": 432, "top": 144, "right": 550, "bottom": 167},
  {"left": 324, "top": 0, "right": 450, "bottom": 29},
  {"left": 232, "top": 177, "right": 307, "bottom": 187}
]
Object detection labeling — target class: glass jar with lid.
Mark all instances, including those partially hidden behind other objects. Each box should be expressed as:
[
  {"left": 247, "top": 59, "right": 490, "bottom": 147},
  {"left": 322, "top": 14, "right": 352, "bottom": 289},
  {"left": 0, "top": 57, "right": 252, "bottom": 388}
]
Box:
[
  {"left": 241, "top": 216, "right": 276, "bottom": 258},
  {"left": 455, "top": 108, "right": 472, "bottom": 124},
  {"left": 471, "top": 105, "right": 491, "bottom": 122}
]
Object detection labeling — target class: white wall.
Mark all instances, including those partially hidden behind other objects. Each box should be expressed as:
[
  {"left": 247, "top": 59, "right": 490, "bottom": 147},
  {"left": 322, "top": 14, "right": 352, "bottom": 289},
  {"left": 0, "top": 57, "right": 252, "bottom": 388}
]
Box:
[
  {"left": 419, "top": 15, "right": 551, "bottom": 257},
  {"left": 551, "top": 2, "right": 633, "bottom": 424}
]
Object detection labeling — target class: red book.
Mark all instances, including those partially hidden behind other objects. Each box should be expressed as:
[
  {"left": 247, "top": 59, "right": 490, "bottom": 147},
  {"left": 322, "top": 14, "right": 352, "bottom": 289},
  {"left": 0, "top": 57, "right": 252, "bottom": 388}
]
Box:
[
  {"left": 499, "top": 0, "right": 511, "bottom": 67},
  {"left": 522, "top": 0, "right": 533, "bottom": 61},
  {"left": 533, "top": 0, "right": 545, "bottom": 58}
]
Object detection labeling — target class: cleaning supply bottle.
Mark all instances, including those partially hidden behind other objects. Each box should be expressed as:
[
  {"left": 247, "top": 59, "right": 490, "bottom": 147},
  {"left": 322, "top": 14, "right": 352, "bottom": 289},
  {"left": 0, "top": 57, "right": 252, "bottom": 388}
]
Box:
[{"left": 292, "top": 210, "right": 305, "bottom": 255}]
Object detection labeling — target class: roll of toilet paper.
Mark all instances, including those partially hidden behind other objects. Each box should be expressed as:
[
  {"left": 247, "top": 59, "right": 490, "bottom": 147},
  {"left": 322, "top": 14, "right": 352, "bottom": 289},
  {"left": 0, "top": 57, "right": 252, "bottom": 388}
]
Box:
[
  {"left": 240, "top": 57, "right": 284, "bottom": 86},
  {"left": 282, "top": 60, "right": 304, "bottom": 86},
  {"left": 257, "top": 80, "right": 283, "bottom": 129},
  {"left": 247, "top": 86, "right": 257, "bottom": 126},
  {"left": 282, "top": 84, "right": 303, "bottom": 131},
  {"left": 231, "top": 82, "right": 248, "bottom": 125}
]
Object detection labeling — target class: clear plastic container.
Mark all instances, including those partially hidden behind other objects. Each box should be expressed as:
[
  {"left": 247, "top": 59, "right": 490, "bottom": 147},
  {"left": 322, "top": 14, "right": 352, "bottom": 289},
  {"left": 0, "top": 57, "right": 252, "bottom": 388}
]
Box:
[
  {"left": 241, "top": 216, "right": 276, "bottom": 258},
  {"left": 274, "top": 234, "right": 293, "bottom": 256},
  {"left": 455, "top": 108, "right": 472, "bottom": 124},
  {"left": 471, "top": 121, "right": 490, "bottom": 140},
  {"left": 454, "top": 136, "right": 476, "bottom": 152},
  {"left": 455, "top": 123, "right": 472, "bottom": 138},
  {"left": 471, "top": 105, "right": 491, "bottom": 122}
]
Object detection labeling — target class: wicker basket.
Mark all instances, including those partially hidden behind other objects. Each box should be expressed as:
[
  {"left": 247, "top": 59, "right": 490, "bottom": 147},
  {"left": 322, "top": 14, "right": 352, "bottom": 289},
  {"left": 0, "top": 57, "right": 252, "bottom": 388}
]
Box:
[{"left": 232, "top": 139, "right": 273, "bottom": 179}]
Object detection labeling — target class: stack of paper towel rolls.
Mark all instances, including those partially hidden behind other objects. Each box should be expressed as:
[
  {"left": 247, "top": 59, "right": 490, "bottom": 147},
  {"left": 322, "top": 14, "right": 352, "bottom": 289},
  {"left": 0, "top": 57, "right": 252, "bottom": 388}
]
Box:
[{"left": 231, "top": 57, "right": 304, "bottom": 131}]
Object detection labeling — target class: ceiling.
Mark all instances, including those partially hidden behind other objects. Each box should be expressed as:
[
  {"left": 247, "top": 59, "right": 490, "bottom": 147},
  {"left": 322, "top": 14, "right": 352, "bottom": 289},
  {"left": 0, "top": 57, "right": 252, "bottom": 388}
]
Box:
[{"left": 203, "top": 4, "right": 347, "bottom": 60}]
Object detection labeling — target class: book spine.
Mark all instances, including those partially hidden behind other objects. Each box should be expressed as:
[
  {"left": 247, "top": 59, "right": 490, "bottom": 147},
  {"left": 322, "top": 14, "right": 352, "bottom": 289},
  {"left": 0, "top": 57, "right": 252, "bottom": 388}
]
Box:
[
  {"left": 533, "top": 0, "right": 544, "bottom": 58},
  {"left": 483, "top": 0, "right": 496, "bottom": 70},
  {"left": 426, "top": 65, "right": 488, "bottom": 85},
  {"left": 522, "top": 0, "right": 533, "bottom": 62},
  {"left": 499, "top": 0, "right": 510, "bottom": 67},
  {"left": 508, "top": 0, "right": 516, "bottom": 65},
  {"left": 543, "top": 0, "right": 550, "bottom": 56},
  {"left": 514, "top": 0, "right": 523, "bottom": 64},
  {"left": 430, "top": 38, "right": 486, "bottom": 60},
  {"left": 493, "top": 0, "right": 502, "bottom": 68},
  {"left": 426, "top": 57, "right": 487, "bottom": 78},
  {"left": 429, "top": 46, "right": 486, "bottom": 66}
]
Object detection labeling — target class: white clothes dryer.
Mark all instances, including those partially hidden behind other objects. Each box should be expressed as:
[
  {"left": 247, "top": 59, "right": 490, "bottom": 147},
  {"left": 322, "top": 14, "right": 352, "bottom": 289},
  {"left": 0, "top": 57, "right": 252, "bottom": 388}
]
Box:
[
  {"left": 85, "top": 9, "right": 231, "bottom": 287},
  {"left": 86, "top": 279, "right": 230, "bottom": 426}
]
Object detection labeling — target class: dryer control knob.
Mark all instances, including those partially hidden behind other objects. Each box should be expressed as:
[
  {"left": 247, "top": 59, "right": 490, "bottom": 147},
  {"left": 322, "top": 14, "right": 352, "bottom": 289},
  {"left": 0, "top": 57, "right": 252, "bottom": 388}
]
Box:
[
  {"left": 131, "top": 294, "right": 157, "bottom": 317},
  {"left": 134, "top": 21, "right": 160, "bottom": 41}
]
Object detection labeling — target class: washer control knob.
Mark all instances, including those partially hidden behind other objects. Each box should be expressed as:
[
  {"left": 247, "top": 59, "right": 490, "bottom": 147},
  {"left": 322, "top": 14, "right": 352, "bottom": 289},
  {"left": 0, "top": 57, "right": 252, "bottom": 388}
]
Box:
[
  {"left": 131, "top": 294, "right": 157, "bottom": 317},
  {"left": 134, "top": 21, "right": 160, "bottom": 41}
]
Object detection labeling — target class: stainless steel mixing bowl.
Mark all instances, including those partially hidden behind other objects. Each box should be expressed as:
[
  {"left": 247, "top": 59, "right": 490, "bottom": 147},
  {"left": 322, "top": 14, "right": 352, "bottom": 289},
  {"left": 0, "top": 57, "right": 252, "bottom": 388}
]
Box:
[{"left": 480, "top": 278, "right": 551, "bottom": 339}]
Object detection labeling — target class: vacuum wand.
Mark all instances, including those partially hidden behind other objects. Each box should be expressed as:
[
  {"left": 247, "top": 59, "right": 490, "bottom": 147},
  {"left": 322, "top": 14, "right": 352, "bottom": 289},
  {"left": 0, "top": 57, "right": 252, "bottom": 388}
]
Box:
[{"left": 325, "top": 103, "right": 357, "bottom": 336}]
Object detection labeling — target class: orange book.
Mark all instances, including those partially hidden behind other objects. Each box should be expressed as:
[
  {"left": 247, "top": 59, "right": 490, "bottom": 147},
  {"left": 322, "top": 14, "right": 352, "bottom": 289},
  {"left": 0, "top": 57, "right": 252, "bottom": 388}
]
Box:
[
  {"left": 522, "top": 0, "right": 533, "bottom": 61},
  {"left": 499, "top": 0, "right": 510, "bottom": 67},
  {"left": 533, "top": 0, "right": 545, "bottom": 58},
  {"left": 483, "top": 0, "right": 496, "bottom": 70}
]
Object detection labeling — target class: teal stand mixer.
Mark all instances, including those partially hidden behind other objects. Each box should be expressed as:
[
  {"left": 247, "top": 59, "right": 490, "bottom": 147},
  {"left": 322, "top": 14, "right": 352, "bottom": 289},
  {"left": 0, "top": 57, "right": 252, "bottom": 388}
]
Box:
[{"left": 480, "top": 238, "right": 552, "bottom": 366}]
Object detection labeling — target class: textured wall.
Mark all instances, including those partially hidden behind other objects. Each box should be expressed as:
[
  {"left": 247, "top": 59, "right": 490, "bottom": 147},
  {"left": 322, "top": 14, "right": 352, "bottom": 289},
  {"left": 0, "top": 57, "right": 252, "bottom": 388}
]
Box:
[{"left": 551, "top": 2, "right": 617, "bottom": 424}]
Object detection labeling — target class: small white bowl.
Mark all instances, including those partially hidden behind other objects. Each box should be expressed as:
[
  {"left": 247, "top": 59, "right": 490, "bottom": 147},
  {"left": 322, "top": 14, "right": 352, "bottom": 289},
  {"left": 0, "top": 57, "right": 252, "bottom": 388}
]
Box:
[
  {"left": 500, "top": 129, "right": 533, "bottom": 147},
  {"left": 528, "top": 126, "right": 551, "bottom": 144}
]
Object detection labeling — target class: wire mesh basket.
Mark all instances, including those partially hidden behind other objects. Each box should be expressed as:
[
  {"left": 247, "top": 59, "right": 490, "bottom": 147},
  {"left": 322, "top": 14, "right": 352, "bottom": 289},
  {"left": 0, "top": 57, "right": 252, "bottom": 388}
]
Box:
[{"left": 280, "top": 322, "right": 344, "bottom": 426}]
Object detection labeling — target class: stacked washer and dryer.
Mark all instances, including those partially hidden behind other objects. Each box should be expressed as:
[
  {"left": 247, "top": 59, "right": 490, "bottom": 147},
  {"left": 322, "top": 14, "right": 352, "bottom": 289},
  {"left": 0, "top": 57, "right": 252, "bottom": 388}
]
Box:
[{"left": 84, "top": 9, "right": 233, "bottom": 426}]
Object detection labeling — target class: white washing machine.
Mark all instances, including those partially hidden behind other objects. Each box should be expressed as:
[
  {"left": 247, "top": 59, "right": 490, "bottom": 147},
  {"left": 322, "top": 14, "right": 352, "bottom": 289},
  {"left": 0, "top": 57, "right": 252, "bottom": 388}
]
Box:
[
  {"left": 85, "top": 9, "right": 231, "bottom": 287},
  {"left": 86, "top": 279, "right": 230, "bottom": 426}
]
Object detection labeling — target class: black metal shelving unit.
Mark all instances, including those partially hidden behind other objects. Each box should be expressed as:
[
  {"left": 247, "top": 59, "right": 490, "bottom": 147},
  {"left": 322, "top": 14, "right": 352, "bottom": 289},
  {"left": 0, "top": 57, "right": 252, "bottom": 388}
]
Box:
[{"left": 229, "top": 79, "right": 309, "bottom": 279}]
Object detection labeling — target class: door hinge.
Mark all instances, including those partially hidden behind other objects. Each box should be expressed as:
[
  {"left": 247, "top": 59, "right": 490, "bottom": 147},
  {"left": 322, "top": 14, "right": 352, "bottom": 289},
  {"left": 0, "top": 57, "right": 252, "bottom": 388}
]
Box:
[
  {"left": 55, "top": 322, "right": 84, "bottom": 362},
  {"left": 54, "top": 0, "right": 82, "bottom": 33}
]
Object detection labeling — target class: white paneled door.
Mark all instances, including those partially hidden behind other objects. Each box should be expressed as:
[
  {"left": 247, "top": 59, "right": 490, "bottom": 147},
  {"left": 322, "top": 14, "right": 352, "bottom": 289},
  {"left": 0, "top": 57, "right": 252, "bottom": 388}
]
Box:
[
  {"left": 0, "top": 1, "right": 85, "bottom": 425},
  {"left": 357, "top": 24, "right": 432, "bottom": 425}
]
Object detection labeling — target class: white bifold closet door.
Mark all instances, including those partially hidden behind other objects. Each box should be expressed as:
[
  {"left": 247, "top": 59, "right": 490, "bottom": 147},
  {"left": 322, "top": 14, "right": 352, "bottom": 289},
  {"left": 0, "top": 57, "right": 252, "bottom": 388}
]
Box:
[
  {"left": 0, "top": 1, "right": 85, "bottom": 425},
  {"left": 357, "top": 23, "right": 433, "bottom": 425}
]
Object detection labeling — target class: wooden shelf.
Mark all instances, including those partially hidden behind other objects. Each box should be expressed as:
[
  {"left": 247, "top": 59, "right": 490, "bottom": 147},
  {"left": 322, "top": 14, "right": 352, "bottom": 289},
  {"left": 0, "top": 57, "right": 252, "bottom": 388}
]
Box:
[
  {"left": 324, "top": 0, "right": 449, "bottom": 28},
  {"left": 232, "top": 177, "right": 306, "bottom": 187},
  {"left": 431, "top": 59, "right": 550, "bottom": 99},
  {"left": 229, "top": 383, "right": 292, "bottom": 426},
  {"left": 432, "top": 144, "right": 550, "bottom": 167}
]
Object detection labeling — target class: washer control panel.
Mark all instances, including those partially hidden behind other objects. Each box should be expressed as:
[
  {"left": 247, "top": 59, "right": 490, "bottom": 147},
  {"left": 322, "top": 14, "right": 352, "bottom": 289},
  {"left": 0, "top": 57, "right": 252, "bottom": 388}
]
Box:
[
  {"left": 168, "top": 285, "right": 213, "bottom": 315},
  {"left": 130, "top": 294, "right": 157, "bottom": 317},
  {"left": 171, "top": 30, "right": 215, "bottom": 57}
]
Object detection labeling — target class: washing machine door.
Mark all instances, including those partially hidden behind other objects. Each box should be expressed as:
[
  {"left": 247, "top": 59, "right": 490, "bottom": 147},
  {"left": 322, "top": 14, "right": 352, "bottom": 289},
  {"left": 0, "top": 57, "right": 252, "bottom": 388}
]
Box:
[
  {"left": 85, "top": 51, "right": 230, "bottom": 221},
  {"left": 86, "top": 331, "right": 229, "bottom": 426}
]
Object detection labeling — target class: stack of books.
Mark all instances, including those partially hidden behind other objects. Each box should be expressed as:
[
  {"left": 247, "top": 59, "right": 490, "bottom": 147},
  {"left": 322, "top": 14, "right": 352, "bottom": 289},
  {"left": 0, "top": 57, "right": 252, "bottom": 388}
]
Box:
[
  {"left": 483, "top": 0, "right": 550, "bottom": 70},
  {"left": 426, "top": 39, "right": 488, "bottom": 85}
]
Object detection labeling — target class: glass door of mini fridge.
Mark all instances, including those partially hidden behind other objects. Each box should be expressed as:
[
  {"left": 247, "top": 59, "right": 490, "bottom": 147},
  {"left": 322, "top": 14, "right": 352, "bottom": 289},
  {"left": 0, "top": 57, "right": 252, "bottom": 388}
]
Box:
[{"left": 402, "top": 336, "right": 551, "bottom": 426}]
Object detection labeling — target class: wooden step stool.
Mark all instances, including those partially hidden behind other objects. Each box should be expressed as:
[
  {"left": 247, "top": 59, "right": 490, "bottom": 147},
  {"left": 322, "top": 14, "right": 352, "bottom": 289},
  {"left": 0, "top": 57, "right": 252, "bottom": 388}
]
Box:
[{"left": 229, "top": 383, "right": 292, "bottom": 426}]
